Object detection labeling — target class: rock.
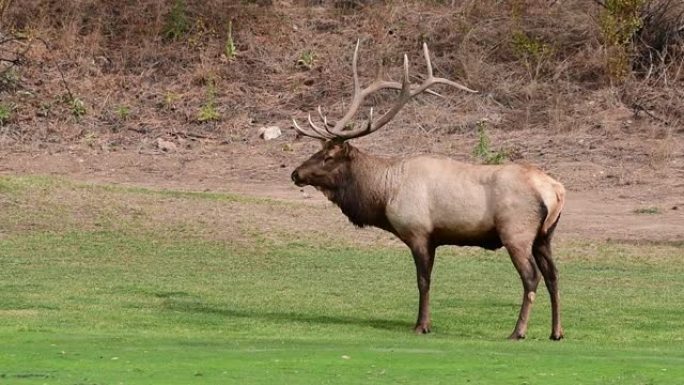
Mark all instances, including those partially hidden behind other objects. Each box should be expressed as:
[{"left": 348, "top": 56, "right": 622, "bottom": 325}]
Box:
[
  {"left": 258, "top": 126, "right": 281, "bottom": 140},
  {"left": 156, "top": 138, "right": 177, "bottom": 152}
]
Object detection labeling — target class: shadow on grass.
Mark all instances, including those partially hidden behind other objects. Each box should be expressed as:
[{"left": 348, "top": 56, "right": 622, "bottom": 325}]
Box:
[{"left": 164, "top": 298, "right": 413, "bottom": 332}]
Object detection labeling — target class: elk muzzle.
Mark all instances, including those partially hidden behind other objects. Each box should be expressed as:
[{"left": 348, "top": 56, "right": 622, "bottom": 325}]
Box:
[{"left": 291, "top": 169, "right": 306, "bottom": 187}]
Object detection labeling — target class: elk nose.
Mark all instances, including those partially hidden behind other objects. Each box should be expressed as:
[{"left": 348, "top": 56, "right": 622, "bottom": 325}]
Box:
[{"left": 291, "top": 170, "right": 300, "bottom": 184}]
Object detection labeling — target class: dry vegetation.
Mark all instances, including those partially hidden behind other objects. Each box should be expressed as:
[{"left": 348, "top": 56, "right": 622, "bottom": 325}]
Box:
[
  {"left": 0, "top": 0, "right": 682, "bottom": 193},
  {"left": 1, "top": 0, "right": 682, "bottom": 137}
]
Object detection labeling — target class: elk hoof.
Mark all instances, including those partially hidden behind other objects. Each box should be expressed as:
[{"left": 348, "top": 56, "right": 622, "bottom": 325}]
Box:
[
  {"left": 414, "top": 324, "right": 431, "bottom": 334},
  {"left": 507, "top": 332, "right": 526, "bottom": 340},
  {"left": 550, "top": 331, "right": 565, "bottom": 341}
]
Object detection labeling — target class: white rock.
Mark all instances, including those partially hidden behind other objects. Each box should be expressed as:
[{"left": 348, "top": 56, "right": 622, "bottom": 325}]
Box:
[
  {"left": 258, "top": 126, "right": 282, "bottom": 140},
  {"left": 156, "top": 138, "right": 177, "bottom": 152}
]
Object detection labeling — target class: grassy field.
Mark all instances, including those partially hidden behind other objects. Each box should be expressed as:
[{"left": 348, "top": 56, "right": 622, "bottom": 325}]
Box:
[{"left": 1, "top": 176, "right": 683, "bottom": 384}]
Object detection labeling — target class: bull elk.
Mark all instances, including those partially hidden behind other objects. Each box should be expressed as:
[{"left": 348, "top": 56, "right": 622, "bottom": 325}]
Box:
[{"left": 291, "top": 41, "right": 565, "bottom": 340}]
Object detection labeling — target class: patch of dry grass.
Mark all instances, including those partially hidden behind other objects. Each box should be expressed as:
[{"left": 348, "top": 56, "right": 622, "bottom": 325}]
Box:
[{"left": 0, "top": 175, "right": 400, "bottom": 251}]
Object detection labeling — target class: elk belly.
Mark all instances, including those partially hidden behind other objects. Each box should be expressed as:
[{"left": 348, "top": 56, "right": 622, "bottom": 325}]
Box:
[
  {"left": 428, "top": 188, "right": 501, "bottom": 248},
  {"left": 430, "top": 226, "right": 502, "bottom": 249}
]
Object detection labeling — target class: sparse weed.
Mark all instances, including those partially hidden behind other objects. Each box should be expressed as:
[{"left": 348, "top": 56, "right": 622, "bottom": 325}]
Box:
[
  {"left": 0, "top": 0, "right": 14, "bottom": 18},
  {"left": 187, "top": 17, "right": 218, "bottom": 50},
  {"left": 511, "top": 31, "right": 554, "bottom": 79},
  {"left": 297, "top": 50, "right": 315, "bottom": 70},
  {"left": 198, "top": 103, "right": 220, "bottom": 122},
  {"left": 281, "top": 143, "right": 294, "bottom": 152},
  {"left": 225, "top": 20, "right": 237, "bottom": 60},
  {"left": 509, "top": 0, "right": 554, "bottom": 79},
  {"left": 0, "top": 103, "right": 12, "bottom": 125},
  {"left": 36, "top": 101, "right": 52, "bottom": 118},
  {"left": 164, "top": 92, "right": 180, "bottom": 110},
  {"left": 649, "top": 131, "right": 675, "bottom": 168},
  {"left": 633, "top": 206, "right": 660, "bottom": 214},
  {"left": 81, "top": 131, "right": 98, "bottom": 147},
  {"left": 115, "top": 105, "right": 131, "bottom": 121},
  {"left": 164, "top": 0, "right": 189, "bottom": 41},
  {"left": 333, "top": 0, "right": 369, "bottom": 10},
  {"left": 0, "top": 67, "right": 20, "bottom": 91},
  {"left": 69, "top": 97, "right": 86, "bottom": 119},
  {"left": 472, "top": 121, "right": 507, "bottom": 165},
  {"left": 197, "top": 79, "right": 220, "bottom": 122}
]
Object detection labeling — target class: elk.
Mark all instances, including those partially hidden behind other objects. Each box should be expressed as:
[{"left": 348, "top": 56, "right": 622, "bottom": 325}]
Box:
[{"left": 291, "top": 41, "right": 565, "bottom": 340}]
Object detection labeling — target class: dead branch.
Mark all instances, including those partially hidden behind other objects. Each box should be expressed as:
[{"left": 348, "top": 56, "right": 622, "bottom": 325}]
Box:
[
  {"left": 591, "top": 0, "right": 607, "bottom": 9},
  {"left": 56, "top": 64, "right": 75, "bottom": 101},
  {"left": 632, "top": 102, "right": 670, "bottom": 125}
]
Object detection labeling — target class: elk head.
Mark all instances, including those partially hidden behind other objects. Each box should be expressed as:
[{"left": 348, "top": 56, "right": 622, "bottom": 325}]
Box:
[
  {"left": 291, "top": 40, "right": 477, "bottom": 189},
  {"left": 291, "top": 139, "right": 354, "bottom": 189}
]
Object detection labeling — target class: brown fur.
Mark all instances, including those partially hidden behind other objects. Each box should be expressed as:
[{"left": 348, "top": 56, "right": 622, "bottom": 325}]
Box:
[
  {"left": 326, "top": 149, "right": 393, "bottom": 229},
  {"left": 292, "top": 140, "right": 565, "bottom": 340}
]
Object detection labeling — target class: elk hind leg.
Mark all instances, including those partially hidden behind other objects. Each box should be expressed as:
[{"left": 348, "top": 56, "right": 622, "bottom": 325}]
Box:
[
  {"left": 533, "top": 234, "right": 563, "bottom": 340},
  {"left": 505, "top": 241, "right": 540, "bottom": 340}
]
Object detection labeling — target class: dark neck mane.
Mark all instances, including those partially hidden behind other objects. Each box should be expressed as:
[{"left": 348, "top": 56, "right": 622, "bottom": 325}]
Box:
[{"left": 323, "top": 150, "right": 395, "bottom": 230}]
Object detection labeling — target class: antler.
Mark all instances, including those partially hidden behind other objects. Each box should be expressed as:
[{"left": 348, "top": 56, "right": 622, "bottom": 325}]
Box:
[{"left": 293, "top": 40, "right": 477, "bottom": 141}]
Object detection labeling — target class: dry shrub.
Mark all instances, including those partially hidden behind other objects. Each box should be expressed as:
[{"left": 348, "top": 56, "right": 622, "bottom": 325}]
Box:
[
  {"left": 0, "top": 0, "right": 12, "bottom": 21},
  {"left": 0, "top": 0, "right": 681, "bottom": 146},
  {"left": 633, "top": 0, "right": 684, "bottom": 80}
]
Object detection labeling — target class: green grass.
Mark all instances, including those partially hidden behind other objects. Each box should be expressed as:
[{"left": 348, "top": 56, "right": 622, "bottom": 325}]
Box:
[
  {"left": 1, "top": 175, "right": 683, "bottom": 384},
  {"left": 633, "top": 206, "right": 661, "bottom": 215}
]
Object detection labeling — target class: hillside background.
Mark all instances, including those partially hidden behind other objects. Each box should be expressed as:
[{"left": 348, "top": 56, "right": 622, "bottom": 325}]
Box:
[{"left": 0, "top": 0, "right": 682, "bottom": 198}]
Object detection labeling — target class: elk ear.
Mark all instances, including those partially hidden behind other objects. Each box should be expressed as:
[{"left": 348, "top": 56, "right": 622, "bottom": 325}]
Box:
[{"left": 340, "top": 141, "right": 352, "bottom": 157}]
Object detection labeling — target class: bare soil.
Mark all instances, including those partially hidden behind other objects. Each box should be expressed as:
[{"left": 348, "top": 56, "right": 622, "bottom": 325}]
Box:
[{"left": 1, "top": 122, "right": 682, "bottom": 245}]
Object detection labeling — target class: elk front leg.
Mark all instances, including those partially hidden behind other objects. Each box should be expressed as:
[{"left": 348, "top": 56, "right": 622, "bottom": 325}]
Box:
[{"left": 409, "top": 240, "right": 436, "bottom": 334}]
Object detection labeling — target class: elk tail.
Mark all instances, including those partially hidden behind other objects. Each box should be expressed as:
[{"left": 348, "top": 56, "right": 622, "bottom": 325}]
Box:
[{"left": 541, "top": 181, "right": 565, "bottom": 235}]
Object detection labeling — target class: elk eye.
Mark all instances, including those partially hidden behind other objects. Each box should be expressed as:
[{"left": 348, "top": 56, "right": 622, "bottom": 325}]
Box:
[{"left": 324, "top": 156, "right": 334, "bottom": 163}]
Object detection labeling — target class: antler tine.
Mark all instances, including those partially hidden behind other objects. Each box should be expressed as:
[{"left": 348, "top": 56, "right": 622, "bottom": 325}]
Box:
[
  {"left": 307, "top": 113, "right": 336, "bottom": 139},
  {"left": 329, "top": 43, "right": 414, "bottom": 136},
  {"left": 316, "top": 106, "right": 334, "bottom": 128},
  {"left": 328, "top": 40, "right": 367, "bottom": 134},
  {"left": 411, "top": 42, "right": 478, "bottom": 96},
  {"left": 318, "top": 106, "right": 340, "bottom": 137},
  {"left": 292, "top": 118, "right": 329, "bottom": 140},
  {"left": 352, "top": 39, "right": 361, "bottom": 94},
  {"left": 333, "top": 54, "right": 412, "bottom": 140},
  {"left": 292, "top": 118, "right": 317, "bottom": 139},
  {"left": 364, "top": 54, "right": 412, "bottom": 134},
  {"left": 291, "top": 107, "right": 338, "bottom": 140},
  {"left": 292, "top": 40, "right": 362, "bottom": 140},
  {"left": 423, "top": 42, "right": 434, "bottom": 79}
]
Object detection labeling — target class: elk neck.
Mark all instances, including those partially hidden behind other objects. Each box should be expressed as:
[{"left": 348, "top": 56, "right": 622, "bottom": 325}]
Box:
[{"left": 323, "top": 146, "right": 398, "bottom": 230}]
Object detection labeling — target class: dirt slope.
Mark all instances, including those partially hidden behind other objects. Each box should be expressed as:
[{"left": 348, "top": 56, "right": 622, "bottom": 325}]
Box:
[{"left": 1, "top": 136, "right": 681, "bottom": 244}]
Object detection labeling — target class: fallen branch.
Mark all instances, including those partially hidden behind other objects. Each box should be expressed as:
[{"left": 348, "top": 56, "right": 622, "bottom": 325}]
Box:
[
  {"left": 591, "top": 0, "right": 607, "bottom": 9},
  {"left": 170, "top": 131, "right": 220, "bottom": 141},
  {"left": 632, "top": 102, "right": 669, "bottom": 125},
  {"left": 56, "top": 64, "right": 75, "bottom": 101},
  {"left": 127, "top": 127, "right": 149, "bottom": 135}
]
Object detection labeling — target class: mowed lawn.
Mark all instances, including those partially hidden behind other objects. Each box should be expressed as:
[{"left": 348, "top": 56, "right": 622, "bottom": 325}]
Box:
[{"left": 1, "top": 176, "right": 683, "bottom": 384}]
